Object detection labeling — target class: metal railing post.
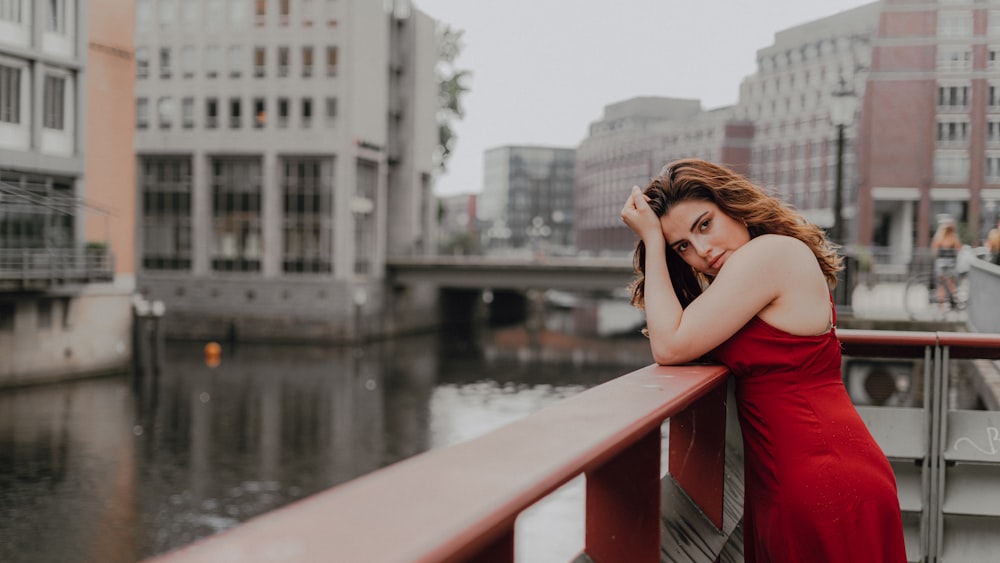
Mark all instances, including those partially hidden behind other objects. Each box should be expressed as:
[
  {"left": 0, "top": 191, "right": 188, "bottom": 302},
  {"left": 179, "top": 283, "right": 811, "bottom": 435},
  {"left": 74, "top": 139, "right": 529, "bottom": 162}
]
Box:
[
  {"left": 668, "top": 382, "right": 727, "bottom": 529},
  {"left": 585, "top": 427, "right": 662, "bottom": 562}
]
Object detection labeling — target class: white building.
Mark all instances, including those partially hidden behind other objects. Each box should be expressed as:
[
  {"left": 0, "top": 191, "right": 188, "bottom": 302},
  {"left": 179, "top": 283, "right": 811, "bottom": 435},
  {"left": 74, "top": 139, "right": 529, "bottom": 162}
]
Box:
[{"left": 133, "top": 0, "right": 439, "bottom": 341}]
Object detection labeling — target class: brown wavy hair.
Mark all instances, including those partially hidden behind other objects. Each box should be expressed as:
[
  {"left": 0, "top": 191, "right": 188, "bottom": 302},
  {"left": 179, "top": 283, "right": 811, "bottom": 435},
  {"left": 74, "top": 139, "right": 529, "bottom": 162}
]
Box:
[{"left": 629, "top": 158, "right": 843, "bottom": 310}]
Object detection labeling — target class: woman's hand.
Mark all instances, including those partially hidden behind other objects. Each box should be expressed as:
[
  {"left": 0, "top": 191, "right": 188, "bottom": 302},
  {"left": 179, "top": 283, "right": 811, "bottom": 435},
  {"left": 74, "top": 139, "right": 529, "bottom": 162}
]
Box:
[{"left": 621, "top": 185, "right": 662, "bottom": 244}]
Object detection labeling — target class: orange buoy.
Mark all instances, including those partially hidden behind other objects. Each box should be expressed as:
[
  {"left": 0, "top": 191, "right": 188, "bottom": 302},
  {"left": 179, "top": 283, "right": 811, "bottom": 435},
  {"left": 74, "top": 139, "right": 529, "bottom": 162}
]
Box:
[{"left": 204, "top": 341, "right": 221, "bottom": 368}]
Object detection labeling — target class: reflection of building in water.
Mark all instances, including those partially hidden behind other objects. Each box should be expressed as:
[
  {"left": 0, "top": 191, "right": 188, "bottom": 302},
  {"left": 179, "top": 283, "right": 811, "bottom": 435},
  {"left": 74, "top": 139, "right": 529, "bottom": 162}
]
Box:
[
  {"left": 0, "top": 1, "right": 136, "bottom": 385},
  {"left": 134, "top": 0, "right": 440, "bottom": 342}
]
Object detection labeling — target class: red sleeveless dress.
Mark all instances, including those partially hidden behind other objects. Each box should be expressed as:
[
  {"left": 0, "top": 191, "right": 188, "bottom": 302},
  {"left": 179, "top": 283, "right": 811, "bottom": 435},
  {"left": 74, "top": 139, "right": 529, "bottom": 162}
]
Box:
[{"left": 712, "top": 304, "right": 907, "bottom": 562}]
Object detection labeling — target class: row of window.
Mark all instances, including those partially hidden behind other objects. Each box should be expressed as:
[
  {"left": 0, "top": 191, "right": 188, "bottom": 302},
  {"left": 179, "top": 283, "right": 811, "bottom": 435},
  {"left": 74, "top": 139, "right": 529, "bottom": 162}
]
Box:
[
  {"left": 140, "top": 155, "right": 377, "bottom": 276},
  {"left": 136, "top": 0, "right": 340, "bottom": 33},
  {"left": 136, "top": 95, "right": 337, "bottom": 130},
  {"left": 137, "top": 45, "right": 338, "bottom": 81},
  {"left": 0, "top": 64, "right": 67, "bottom": 130},
  {"left": 0, "top": 0, "right": 70, "bottom": 34}
]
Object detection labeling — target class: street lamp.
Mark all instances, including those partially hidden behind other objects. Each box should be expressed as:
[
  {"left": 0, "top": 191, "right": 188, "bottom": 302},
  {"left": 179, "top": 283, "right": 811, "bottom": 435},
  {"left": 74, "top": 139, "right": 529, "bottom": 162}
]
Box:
[{"left": 829, "top": 81, "right": 857, "bottom": 246}]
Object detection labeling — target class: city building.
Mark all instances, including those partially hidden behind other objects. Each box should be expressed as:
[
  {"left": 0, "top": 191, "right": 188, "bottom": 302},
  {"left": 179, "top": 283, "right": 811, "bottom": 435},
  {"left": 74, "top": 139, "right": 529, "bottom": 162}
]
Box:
[
  {"left": 574, "top": 97, "right": 753, "bottom": 254},
  {"left": 133, "top": 0, "right": 439, "bottom": 341},
  {"left": 437, "top": 192, "right": 480, "bottom": 255},
  {"left": 860, "top": 0, "right": 1000, "bottom": 258},
  {"left": 0, "top": 0, "right": 136, "bottom": 385},
  {"left": 735, "top": 2, "right": 878, "bottom": 243},
  {"left": 479, "top": 145, "right": 576, "bottom": 255}
]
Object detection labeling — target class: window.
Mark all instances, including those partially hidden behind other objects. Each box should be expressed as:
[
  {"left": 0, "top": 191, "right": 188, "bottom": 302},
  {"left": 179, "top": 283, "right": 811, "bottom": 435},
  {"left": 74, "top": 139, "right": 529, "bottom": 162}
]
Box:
[
  {"left": 43, "top": 74, "right": 65, "bottom": 130},
  {"left": 229, "top": 97, "right": 241, "bottom": 128},
  {"left": 278, "top": 47, "right": 289, "bottom": 77},
  {"left": 211, "top": 158, "right": 262, "bottom": 272},
  {"left": 136, "top": 47, "right": 150, "bottom": 78},
  {"left": 282, "top": 157, "right": 334, "bottom": 273},
  {"left": 254, "top": 47, "right": 265, "bottom": 77},
  {"left": 255, "top": 0, "right": 266, "bottom": 26},
  {"left": 989, "top": 120, "right": 1000, "bottom": 144},
  {"left": 159, "top": 47, "right": 172, "bottom": 78},
  {"left": 136, "top": 97, "right": 149, "bottom": 129},
  {"left": 937, "top": 120, "right": 969, "bottom": 144},
  {"left": 989, "top": 84, "right": 1000, "bottom": 109},
  {"left": 182, "top": 97, "right": 194, "bottom": 128},
  {"left": 205, "top": 97, "right": 218, "bottom": 128},
  {"left": 325, "top": 97, "right": 337, "bottom": 128},
  {"left": 47, "top": 0, "right": 66, "bottom": 33},
  {"left": 181, "top": 45, "right": 196, "bottom": 78},
  {"left": 157, "top": 97, "right": 173, "bottom": 129},
  {"left": 279, "top": 0, "right": 290, "bottom": 25},
  {"left": 205, "top": 45, "right": 220, "bottom": 78},
  {"left": 302, "top": 46, "right": 313, "bottom": 77},
  {"left": 326, "top": 46, "right": 338, "bottom": 76},
  {"left": 141, "top": 156, "right": 193, "bottom": 270},
  {"left": 0, "top": 64, "right": 21, "bottom": 124},
  {"left": 1, "top": 0, "right": 22, "bottom": 23},
  {"left": 354, "top": 159, "right": 378, "bottom": 275},
  {"left": 301, "top": 97, "right": 312, "bottom": 128},
  {"left": 253, "top": 97, "right": 266, "bottom": 128},
  {"left": 987, "top": 154, "right": 1000, "bottom": 182},
  {"left": 277, "top": 97, "right": 289, "bottom": 127},
  {"left": 938, "top": 84, "right": 969, "bottom": 109},
  {"left": 228, "top": 45, "right": 243, "bottom": 78}
]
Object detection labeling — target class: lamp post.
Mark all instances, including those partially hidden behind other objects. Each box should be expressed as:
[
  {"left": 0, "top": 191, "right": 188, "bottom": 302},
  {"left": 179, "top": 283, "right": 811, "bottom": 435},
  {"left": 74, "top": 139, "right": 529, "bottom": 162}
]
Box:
[{"left": 828, "top": 81, "right": 856, "bottom": 246}]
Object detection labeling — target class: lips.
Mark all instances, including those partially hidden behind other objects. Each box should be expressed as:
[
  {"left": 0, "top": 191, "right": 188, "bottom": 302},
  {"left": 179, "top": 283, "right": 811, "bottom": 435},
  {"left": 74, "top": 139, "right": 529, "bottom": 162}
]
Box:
[{"left": 708, "top": 253, "right": 723, "bottom": 271}]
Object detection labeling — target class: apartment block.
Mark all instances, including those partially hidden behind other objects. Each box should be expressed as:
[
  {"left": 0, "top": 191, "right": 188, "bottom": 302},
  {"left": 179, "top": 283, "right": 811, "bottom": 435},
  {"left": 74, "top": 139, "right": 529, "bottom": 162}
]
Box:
[{"left": 133, "top": 0, "right": 438, "bottom": 341}]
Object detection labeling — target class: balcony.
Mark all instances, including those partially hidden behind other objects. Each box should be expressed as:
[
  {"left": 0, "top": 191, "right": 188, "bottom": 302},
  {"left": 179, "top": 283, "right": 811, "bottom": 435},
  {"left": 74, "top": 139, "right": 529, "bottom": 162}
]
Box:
[{"left": 0, "top": 248, "right": 115, "bottom": 291}]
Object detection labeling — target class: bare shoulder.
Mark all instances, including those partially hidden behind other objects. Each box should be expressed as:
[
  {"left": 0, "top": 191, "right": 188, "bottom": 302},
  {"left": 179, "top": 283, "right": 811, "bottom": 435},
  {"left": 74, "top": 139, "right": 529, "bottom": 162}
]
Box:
[{"left": 729, "top": 234, "right": 814, "bottom": 266}]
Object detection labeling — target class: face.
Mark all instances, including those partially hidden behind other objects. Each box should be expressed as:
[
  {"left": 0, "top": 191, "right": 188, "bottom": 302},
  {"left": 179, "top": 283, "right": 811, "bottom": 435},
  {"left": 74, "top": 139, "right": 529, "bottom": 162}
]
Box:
[{"left": 660, "top": 199, "right": 751, "bottom": 276}]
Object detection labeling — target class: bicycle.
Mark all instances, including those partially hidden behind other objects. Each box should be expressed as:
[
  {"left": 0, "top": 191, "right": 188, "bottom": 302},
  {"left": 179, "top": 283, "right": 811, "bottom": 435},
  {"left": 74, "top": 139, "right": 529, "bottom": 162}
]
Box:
[{"left": 902, "top": 269, "right": 968, "bottom": 320}]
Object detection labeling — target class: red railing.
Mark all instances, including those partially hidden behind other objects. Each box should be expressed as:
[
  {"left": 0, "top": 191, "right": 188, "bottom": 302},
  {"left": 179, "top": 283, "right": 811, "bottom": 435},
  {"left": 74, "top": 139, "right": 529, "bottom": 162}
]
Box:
[{"left": 147, "top": 329, "right": 1000, "bottom": 563}]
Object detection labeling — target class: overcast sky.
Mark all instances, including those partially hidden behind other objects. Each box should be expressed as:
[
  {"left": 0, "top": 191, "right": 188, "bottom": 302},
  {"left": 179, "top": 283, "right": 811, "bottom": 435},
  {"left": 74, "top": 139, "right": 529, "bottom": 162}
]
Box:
[{"left": 415, "top": 0, "right": 874, "bottom": 196}]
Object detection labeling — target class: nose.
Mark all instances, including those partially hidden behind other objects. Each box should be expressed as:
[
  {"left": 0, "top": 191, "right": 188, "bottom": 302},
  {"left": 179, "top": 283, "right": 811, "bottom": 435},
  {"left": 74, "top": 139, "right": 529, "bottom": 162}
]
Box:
[{"left": 691, "top": 238, "right": 712, "bottom": 259}]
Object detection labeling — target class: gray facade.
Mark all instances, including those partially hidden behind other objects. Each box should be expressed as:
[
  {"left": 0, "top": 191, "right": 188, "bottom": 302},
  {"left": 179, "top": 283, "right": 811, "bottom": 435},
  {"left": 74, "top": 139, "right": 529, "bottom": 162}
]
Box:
[
  {"left": 479, "top": 145, "right": 576, "bottom": 256},
  {"left": 574, "top": 97, "right": 753, "bottom": 254},
  {"left": 734, "top": 2, "right": 878, "bottom": 240},
  {"left": 134, "top": 0, "right": 439, "bottom": 341}
]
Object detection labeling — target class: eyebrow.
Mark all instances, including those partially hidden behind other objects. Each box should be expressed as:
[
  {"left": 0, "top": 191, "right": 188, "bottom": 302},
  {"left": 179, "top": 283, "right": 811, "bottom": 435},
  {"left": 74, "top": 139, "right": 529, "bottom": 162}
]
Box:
[{"left": 689, "top": 211, "right": 709, "bottom": 234}]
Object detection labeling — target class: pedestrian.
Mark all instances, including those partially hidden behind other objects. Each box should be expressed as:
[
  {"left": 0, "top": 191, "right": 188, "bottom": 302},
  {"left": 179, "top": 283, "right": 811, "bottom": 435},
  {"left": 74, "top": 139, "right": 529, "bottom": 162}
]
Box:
[
  {"left": 930, "top": 219, "right": 963, "bottom": 305},
  {"left": 620, "top": 158, "right": 907, "bottom": 562},
  {"left": 987, "top": 216, "right": 1000, "bottom": 265}
]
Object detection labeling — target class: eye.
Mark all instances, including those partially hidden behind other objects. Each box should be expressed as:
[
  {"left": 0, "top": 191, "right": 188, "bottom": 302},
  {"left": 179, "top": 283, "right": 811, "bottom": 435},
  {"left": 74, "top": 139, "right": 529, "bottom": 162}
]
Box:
[
  {"left": 699, "top": 218, "right": 711, "bottom": 231},
  {"left": 676, "top": 241, "right": 689, "bottom": 252}
]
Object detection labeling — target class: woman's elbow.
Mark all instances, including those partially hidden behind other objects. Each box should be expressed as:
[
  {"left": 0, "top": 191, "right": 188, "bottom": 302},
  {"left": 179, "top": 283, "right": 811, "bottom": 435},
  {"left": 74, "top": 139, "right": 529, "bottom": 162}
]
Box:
[{"left": 650, "top": 342, "right": 696, "bottom": 365}]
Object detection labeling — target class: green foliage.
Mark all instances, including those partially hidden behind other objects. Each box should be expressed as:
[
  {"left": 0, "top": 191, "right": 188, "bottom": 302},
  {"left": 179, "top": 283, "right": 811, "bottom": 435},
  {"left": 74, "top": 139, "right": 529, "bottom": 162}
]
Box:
[{"left": 435, "top": 25, "right": 471, "bottom": 174}]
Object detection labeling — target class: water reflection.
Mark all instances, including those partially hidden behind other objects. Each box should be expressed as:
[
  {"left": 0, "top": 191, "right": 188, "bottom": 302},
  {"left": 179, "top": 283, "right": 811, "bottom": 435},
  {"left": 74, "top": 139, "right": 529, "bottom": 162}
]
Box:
[{"left": 0, "top": 329, "right": 650, "bottom": 562}]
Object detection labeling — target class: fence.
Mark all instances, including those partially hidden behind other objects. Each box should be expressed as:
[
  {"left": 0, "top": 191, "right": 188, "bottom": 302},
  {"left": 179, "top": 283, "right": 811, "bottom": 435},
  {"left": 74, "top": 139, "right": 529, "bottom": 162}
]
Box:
[
  {"left": 0, "top": 248, "right": 114, "bottom": 289},
  {"left": 146, "top": 329, "right": 1000, "bottom": 563}
]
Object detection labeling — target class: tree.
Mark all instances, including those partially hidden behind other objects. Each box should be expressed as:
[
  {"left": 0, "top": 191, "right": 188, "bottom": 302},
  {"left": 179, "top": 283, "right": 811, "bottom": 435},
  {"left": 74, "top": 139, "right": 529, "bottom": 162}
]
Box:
[{"left": 435, "top": 25, "right": 471, "bottom": 174}]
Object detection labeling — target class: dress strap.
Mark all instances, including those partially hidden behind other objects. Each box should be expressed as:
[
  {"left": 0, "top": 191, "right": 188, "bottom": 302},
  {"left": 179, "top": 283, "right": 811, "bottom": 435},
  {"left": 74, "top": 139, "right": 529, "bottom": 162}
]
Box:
[{"left": 829, "top": 290, "right": 837, "bottom": 328}]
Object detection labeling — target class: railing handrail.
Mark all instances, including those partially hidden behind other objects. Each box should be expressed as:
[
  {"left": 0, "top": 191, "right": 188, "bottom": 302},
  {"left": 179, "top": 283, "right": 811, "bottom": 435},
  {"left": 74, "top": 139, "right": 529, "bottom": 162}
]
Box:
[{"left": 148, "top": 363, "right": 730, "bottom": 562}]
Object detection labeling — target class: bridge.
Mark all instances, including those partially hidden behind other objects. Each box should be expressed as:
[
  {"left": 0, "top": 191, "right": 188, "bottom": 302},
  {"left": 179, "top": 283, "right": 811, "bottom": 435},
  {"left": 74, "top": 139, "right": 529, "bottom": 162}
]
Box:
[{"left": 386, "top": 255, "right": 634, "bottom": 291}]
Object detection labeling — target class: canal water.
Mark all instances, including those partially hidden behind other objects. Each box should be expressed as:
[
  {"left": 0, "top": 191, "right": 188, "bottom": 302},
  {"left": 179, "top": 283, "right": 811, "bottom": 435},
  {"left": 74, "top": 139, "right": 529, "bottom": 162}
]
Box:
[{"left": 0, "top": 326, "right": 652, "bottom": 563}]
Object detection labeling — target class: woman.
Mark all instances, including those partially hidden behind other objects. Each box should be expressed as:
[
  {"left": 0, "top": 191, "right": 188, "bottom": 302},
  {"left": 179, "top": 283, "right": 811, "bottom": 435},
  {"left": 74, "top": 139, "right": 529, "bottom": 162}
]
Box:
[
  {"left": 930, "top": 219, "right": 962, "bottom": 306},
  {"left": 621, "top": 158, "right": 906, "bottom": 562}
]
